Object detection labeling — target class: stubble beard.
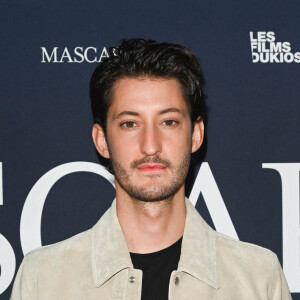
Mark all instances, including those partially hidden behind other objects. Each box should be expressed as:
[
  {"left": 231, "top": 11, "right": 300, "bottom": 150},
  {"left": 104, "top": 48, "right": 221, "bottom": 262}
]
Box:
[{"left": 110, "top": 152, "right": 191, "bottom": 203}]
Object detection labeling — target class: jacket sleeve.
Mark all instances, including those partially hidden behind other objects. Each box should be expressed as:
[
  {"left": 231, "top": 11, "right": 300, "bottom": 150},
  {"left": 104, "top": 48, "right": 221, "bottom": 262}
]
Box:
[
  {"left": 270, "top": 253, "right": 292, "bottom": 300},
  {"left": 10, "top": 257, "right": 31, "bottom": 300}
]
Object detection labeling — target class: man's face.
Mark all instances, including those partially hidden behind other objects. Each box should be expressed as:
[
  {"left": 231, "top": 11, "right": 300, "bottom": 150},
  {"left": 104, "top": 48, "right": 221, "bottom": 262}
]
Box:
[{"left": 93, "top": 77, "right": 203, "bottom": 202}]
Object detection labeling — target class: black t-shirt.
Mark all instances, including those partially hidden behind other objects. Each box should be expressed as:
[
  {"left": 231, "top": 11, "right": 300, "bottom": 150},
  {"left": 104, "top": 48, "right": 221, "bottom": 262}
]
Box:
[{"left": 130, "top": 237, "right": 182, "bottom": 300}]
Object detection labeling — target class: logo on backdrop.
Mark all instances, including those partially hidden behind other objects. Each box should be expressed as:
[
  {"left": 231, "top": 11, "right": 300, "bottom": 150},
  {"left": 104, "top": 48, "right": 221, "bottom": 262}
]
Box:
[
  {"left": 1, "top": 161, "right": 300, "bottom": 293},
  {"left": 250, "top": 32, "right": 300, "bottom": 63},
  {"left": 40, "top": 47, "right": 108, "bottom": 63}
]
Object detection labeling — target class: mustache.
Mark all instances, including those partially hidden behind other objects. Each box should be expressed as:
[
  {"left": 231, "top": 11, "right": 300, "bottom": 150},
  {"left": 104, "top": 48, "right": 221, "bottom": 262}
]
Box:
[{"left": 130, "top": 156, "right": 171, "bottom": 169}]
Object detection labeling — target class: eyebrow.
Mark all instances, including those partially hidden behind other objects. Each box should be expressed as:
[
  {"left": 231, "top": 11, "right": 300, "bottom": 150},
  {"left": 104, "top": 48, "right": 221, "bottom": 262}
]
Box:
[
  {"left": 113, "top": 111, "right": 140, "bottom": 120},
  {"left": 159, "top": 108, "right": 186, "bottom": 116},
  {"left": 113, "top": 107, "right": 186, "bottom": 121}
]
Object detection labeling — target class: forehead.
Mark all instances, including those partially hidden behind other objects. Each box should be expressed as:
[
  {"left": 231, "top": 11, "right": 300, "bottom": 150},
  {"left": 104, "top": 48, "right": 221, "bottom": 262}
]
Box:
[{"left": 109, "top": 76, "right": 188, "bottom": 114}]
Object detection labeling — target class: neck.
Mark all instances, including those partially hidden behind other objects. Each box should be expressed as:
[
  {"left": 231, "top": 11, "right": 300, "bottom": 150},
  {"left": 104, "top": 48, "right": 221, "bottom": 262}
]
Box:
[{"left": 116, "top": 185, "right": 186, "bottom": 254}]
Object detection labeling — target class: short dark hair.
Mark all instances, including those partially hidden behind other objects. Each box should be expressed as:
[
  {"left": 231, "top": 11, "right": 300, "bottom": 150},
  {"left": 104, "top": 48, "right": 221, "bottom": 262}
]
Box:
[
  {"left": 90, "top": 38, "right": 207, "bottom": 173},
  {"left": 90, "top": 38, "right": 206, "bottom": 133}
]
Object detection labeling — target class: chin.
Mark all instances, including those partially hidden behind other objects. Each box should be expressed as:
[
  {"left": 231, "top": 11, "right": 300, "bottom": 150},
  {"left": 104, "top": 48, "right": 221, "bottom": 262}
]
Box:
[{"left": 127, "top": 184, "right": 182, "bottom": 203}]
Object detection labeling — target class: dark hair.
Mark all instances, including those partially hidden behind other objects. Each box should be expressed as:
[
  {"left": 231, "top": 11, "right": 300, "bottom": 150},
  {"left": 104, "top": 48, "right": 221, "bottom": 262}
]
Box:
[
  {"left": 90, "top": 38, "right": 206, "bottom": 131},
  {"left": 90, "top": 38, "right": 207, "bottom": 172}
]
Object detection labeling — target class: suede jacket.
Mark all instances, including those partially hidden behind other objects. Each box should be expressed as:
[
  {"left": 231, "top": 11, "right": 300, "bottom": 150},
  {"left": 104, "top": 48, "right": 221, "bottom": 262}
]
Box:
[{"left": 10, "top": 198, "right": 292, "bottom": 300}]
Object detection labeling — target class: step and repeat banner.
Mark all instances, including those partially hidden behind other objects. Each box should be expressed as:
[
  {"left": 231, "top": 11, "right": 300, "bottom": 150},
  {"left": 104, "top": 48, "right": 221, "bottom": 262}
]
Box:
[{"left": 1, "top": 1, "right": 299, "bottom": 298}]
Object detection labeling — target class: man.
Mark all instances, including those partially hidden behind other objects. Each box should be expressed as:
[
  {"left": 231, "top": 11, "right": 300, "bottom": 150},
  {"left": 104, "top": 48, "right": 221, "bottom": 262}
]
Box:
[{"left": 11, "top": 39, "right": 291, "bottom": 299}]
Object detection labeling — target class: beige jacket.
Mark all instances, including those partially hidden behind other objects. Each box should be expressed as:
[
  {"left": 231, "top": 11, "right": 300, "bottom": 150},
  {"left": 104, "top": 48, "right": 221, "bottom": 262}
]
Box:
[{"left": 10, "top": 198, "right": 291, "bottom": 300}]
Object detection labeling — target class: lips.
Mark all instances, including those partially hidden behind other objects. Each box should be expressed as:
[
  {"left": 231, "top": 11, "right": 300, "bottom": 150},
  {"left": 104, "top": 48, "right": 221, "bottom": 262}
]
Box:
[{"left": 137, "top": 164, "right": 167, "bottom": 171}]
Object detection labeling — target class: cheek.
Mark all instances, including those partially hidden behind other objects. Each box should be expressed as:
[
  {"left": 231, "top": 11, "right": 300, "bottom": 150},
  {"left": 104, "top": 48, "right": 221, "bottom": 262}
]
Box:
[
  {"left": 163, "top": 131, "right": 192, "bottom": 159},
  {"left": 106, "top": 130, "right": 138, "bottom": 162}
]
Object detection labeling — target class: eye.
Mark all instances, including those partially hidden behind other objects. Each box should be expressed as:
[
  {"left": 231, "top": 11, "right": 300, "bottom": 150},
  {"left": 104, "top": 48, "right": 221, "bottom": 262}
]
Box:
[
  {"left": 163, "top": 119, "right": 178, "bottom": 126},
  {"left": 121, "top": 121, "right": 137, "bottom": 128}
]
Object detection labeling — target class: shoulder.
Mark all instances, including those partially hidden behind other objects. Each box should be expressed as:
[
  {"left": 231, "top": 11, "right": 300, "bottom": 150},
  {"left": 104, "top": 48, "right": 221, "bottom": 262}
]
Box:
[
  {"left": 23, "top": 228, "right": 92, "bottom": 281},
  {"left": 214, "top": 231, "right": 279, "bottom": 287},
  {"left": 213, "top": 231, "right": 292, "bottom": 298},
  {"left": 215, "top": 231, "right": 276, "bottom": 264},
  {"left": 10, "top": 229, "right": 93, "bottom": 299},
  {"left": 26, "top": 228, "right": 92, "bottom": 262},
  {"left": 186, "top": 198, "right": 278, "bottom": 273}
]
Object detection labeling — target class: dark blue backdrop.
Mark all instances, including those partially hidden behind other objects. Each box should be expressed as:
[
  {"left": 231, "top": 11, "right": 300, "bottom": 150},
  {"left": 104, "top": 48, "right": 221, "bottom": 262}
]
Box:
[{"left": 1, "top": 1, "right": 299, "bottom": 298}]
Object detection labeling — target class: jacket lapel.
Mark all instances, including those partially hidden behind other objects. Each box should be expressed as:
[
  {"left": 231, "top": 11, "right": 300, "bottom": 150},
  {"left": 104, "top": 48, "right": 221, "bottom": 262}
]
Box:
[
  {"left": 91, "top": 199, "right": 133, "bottom": 287},
  {"left": 178, "top": 198, "right": 219, "bottom": 289},
  {"left": 91, "top": 198, "right": 219, "bottom": 289}
]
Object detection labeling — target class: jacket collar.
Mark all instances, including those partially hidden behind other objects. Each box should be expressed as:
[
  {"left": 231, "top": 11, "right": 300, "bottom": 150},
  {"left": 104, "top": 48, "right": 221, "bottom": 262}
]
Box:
[
  {"left": 91, "top": 199, "right": 133, "bottom": 287},
  {"left": 91, "top": 198, "right": 219, "bottom": 289},
  {"left": 178, "top": 199, "right": 219, "bottom": 289}
]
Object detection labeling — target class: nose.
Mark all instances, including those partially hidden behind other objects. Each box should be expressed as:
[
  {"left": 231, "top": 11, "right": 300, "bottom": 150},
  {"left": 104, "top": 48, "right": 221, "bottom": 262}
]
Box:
[{"left": 139, "top": 124, "right": 162, "bottom": 156}]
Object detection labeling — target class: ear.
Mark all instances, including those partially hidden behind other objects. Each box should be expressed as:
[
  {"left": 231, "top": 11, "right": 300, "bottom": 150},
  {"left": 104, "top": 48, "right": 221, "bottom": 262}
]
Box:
[
  {"left": 92, "top": 124, "right": 110, "bottom": 159},
  {"left": 191, "top": 119, "right": 204, "bottom": 153}
]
